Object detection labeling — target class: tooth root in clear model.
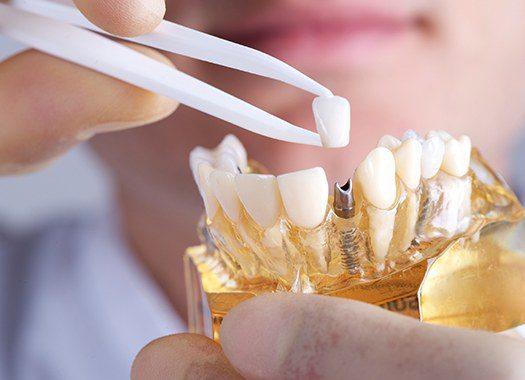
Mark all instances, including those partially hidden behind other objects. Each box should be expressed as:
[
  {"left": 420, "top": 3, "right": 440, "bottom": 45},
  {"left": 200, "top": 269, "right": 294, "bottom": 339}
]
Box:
[
  {"left": 398, "top": 191, "right": 419, "bottom": 251},
  {"left": 394, "top": 138, "right": 422, "bottom": 191},
  {"left": 377, "top": 135, "right": 401, "bottom": 151},
  {"left": 209, "top": 170, "right": 242, "bottom": 222},
  {"left": 367, "top": 206, "right": 396, "bottom": 264},
  {"left": 277, "top": 167, "right": 329, "bottom": 229},
  {"left": 441, "top": 135, "right": 471, "bottom": 177},
  {"left": 235, "top": 174, "right": 282, "bottom": 228},
  {"left": 421, "top": 136, "right": 445, "bottom": 179},
  {"left": 196, "top": 163, "right": 219, "bottom": 219},
  {"left": 355, "top": 147, "right": 397, "bottom": 264},
  {"left": 312, "top": 95, "right": 351, "bottom": 148}
]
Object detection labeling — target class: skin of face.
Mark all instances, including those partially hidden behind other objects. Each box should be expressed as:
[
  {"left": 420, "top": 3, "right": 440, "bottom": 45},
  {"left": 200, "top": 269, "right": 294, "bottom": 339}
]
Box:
[{"left": 88, "top": 0, "right": 525, "bottom": 313}]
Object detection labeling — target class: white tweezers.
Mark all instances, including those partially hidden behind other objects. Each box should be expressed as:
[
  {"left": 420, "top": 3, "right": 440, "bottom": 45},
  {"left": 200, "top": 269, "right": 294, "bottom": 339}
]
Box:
[{"left": 0, "top": 0, "right": 333, "bottom": 146}]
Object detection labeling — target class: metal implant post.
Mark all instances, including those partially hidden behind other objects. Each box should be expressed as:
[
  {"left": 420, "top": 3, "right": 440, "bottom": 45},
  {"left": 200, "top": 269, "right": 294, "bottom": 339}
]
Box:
[
  {"left": 333, "top": 180, "right": 361, "bottom": 274},
  {"left": 334, "top": 179, "right": 355, "bottom": 218}
]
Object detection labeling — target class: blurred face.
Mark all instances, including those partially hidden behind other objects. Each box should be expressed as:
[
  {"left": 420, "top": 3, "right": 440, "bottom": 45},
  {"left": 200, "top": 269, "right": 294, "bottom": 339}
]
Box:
[{"left": 92, "top": 0, "right": 525, "bottom": 208}]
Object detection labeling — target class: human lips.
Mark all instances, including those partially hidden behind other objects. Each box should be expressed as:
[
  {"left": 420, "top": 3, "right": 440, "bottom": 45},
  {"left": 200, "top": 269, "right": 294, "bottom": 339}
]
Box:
[{"left": 213, "top": 2, "right": 425, "bottom": 68}]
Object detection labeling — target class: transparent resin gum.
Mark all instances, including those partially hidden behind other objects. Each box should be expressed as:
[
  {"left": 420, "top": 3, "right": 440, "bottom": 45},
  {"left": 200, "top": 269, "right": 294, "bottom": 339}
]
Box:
[{"left": 184, "top": 149, "right": 525, "bottom": 341}]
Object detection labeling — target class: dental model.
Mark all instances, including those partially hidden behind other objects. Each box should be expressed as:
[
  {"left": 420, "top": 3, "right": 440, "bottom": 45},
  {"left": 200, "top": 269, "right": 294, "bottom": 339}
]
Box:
[
  {"left": 190, "top": 129, "right": 516, "bottom": 282},
  {"left": 187, "top": 131, "right": 525, "bottom": 340}
]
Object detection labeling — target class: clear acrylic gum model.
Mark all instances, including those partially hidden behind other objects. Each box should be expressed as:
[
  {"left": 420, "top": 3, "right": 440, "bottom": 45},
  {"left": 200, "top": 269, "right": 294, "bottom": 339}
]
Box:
[{"left": 184, "top": 131, "right": 525, "bottom": 341}]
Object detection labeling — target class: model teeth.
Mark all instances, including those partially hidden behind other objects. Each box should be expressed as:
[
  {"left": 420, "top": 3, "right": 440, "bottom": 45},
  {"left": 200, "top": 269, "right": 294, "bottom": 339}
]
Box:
[
  {"left": 190, "top": 129, "right": 480, "bottom": 276},
  {"left": 394, "top": 138, "right": 422, "bottom": 191},
  {"left": 312, "top": 95, "right": 351, "bottom": 148},
  {"left": 421, "top": 136, "right": 445, "bottom": 179},
  {"left": 235, "top": 174, "right": 282, "bottom": 228},
  {"left": 215, "top": 151, "right": 240, "bottom": 173},
  {"left": 427, "top": 130, "right": 452, "bottom": 142},
  {"left": 277, "top": 167, "right": 329, "bottom": 229},
  {"left": 217, "top": 134, "right": 248, "bottom": 171},
  {"left": 197, "top": 163, "right": 219, "bottom": 219},
  {"left": 441, "top": 135, "right": 471, "bottom": 177},
  {"left": 402, "top": 130, "right": 421, "bottom": 142},
  {"left": 189, "top": 147, "right": 214, "bottom": 184},
  {"left": 377, "top": 135, "right": 401, "bottom": 150},
  {"left": 355, "top": 147, "right": 397, "bottom": 210},
  {"left": 209, "top": 170, "right": 241, "bottom": 222}
]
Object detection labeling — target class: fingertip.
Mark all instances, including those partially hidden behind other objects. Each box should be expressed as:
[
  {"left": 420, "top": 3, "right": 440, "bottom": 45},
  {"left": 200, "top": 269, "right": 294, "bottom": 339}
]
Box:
[
  {"left": 221, "top": 294, "right": 303, "bottom": 379},
  {"left": 0, "top": 44, "right": 177, "bottom": 173},
  {"left": 131, "top": 334, "right": 241, "bottom": 380},
  {"left": 74, "top": 0, "right": 166, "bottom": 37}
]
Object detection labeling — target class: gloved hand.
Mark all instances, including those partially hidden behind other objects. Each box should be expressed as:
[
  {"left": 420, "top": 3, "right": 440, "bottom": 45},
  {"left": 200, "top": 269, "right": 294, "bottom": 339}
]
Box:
[
  {"left": 0, "top": 0, "right": 178, "bottom": 175},
  {"left": 132, "top": 293, "right": 525, "bottom": 379}
]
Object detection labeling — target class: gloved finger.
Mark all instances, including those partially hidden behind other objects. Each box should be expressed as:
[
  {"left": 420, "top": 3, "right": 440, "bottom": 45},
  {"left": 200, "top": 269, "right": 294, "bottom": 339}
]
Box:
[
  {"left": 131, "top": 333, "right": 243, "bottom": 380},
  {"left": 73, "top": 0, "right": 166, "bottom": 37},
  {"left": 221, "top": 293, "right": 525, "bottom": 380},
  {"left": 0, "top": 43, "right": 178, "bottom": 175}
]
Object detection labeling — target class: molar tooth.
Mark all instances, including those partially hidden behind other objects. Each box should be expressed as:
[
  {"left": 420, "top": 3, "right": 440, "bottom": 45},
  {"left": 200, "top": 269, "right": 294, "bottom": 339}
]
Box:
[
  {"left": 277, "top": 167, "right": 329, "bottom": 229},
  {"left": 355, "top": 147, "right": 397, "bottom": 209},
  {"left": 217, "top": 134, "right": 248, "bottom": 171},
  {"left": 441, "top": 135, "right": 471, "bottom": 177},
  {"left": 209, "top": 170, "right": 241, "bottom": 222},
  {"left": 312, "top": 95, "right": 351, "bottom": 148},
  {"left": 421, "top": 136, "right": 445, "bottom": 179},
  {"left": 377, "top": 135, "right": 401, "bottom": 151},
  {"left": 235, "top": 174, "right": 281, "bottom": 228},
  {"left": 394, "top": 138, "right": 422, "bottom": 191},
  {"left": 197, "top": 163, "right": 219, "bottom": 219}
]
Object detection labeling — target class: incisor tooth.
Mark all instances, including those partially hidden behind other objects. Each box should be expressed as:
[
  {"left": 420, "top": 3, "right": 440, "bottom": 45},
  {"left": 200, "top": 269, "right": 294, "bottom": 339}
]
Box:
[
  {"left": 356, "top": 147, "right": 397, "bottom": 209},
  {"left": 312, "top": 95, "right": 351, "bottom": 148},
  {"left": 189, "top": 147, "right": 213, "bottom": 184},
  {"left": 421, "top": 136, "right": 445, "bottom": 179},
  {"left": 394, "top": 138, "right": 422, "bottom": 191},
  {"left": 210, "top": 170, "right": 241, "bottom": 222},
  {"left": 377, "top": 135, "right": 401, "bottom": 150},
  {"left": 235, "top": 174, "right": 281, "bottom": 228},
  {"left": 215, "top": 151, "right": 239, "bottom": 173},
  {"left": 402, "top": 130, "right": 421, "bottom": 142},
  {"left": 441, "top": 135, "right": 471, "bottom": 177},
  {"left": 217, "top": 134, "right": 248, "bottom": 171},
  {"left": 427, "top": 130, "right": 452, "bottom": 142},
  {"left": 197, "top": 163, "right": 219, "bottom": 219},
  {"left": 278, "top": 167, "right": 329, "bottom": 229}
]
